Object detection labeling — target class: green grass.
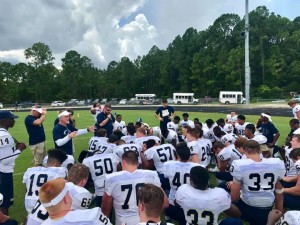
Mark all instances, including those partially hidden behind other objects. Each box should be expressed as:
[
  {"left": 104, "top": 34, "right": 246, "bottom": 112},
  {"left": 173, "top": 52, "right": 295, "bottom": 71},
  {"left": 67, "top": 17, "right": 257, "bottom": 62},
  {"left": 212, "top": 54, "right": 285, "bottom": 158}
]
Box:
[{"left": 8, "top": 109, "right": 291, "bottom": 223}]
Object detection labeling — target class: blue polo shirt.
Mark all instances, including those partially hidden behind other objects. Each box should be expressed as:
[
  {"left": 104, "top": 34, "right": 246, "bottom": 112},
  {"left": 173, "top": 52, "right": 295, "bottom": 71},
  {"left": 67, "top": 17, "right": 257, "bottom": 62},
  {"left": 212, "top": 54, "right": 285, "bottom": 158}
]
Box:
[
  {"left": 155, "top": 106, "right": 175, "bottom": 128},
  {"left": 53, "top": 124, "right": 77, "bottom": 155},
  {"left": 95, "top": 112, "right": 115, "bottom": 137},
  {"left": 261, "top": 122, "right": 278, "bottom": 144},
  {"left": 24, "top": 115, "right": 46, "bottom": 145}
]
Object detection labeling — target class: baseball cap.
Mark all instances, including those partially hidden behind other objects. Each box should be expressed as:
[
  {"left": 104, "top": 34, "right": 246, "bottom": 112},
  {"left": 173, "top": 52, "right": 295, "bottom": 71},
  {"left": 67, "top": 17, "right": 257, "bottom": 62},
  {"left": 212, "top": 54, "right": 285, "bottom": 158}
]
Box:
[
  {"left": 32, "top": 107, "right": 42, "bottom": 114},
  {"left": 58, "top": 110, "right": 71, "bottom": 118},
  {"left": 261, "top": 113, "right": 272, "bottom": 122},
  {"left": 0, "top": 110, "right": 18, "bottom": 120}
]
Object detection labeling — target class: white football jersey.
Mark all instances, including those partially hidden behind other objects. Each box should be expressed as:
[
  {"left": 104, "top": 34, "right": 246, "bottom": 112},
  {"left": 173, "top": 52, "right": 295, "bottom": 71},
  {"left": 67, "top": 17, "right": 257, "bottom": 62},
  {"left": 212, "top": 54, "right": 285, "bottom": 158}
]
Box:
[
  {"left": 275, "top": 211, "right": 300, "bottom": 225},
  {"left": 180, "top": 120, "right": 195, "bottom": 128},
  {"left": 163, "top": 161, "right": 200, "bottom": 204},
  {"left": 188, "top": 140, "right": 210, "bottom": 167},
  {"left": 113, "top": 144, "right": 142, "bottom": 164},
  {"left": 144, "top": 143, "right": 176, "bottom": 173},
  {"left": 230, "top": 158, "right": 285, "bottom": 207},
  {"left": 217, "top": 144, "right": 242, "bottom": 169},
  {"left": 176, "top": 184, "right": 231, "bottom": 225},
  {"left": 83, "top": 153, "right": 120, "bottom": 196},
  {"left": 293, "top": 105, "right": 300, "bottom": 119},
  {"left": 167, "top": 122, "right": 179, "bottom": 132},
  {"left": 163, "top": 129, "right": 179, "bottom": 145},
  {"left": 203, "top": 125, "right": 217, "bottom": 143},
  {"left": 226, "top": 115, "right": 237, "bottom": 123},
  {"left": 23, "top": 166, "right": 67, "bottom": 213},
  {"left": 27, "top": 183, "right": 93, "bottom": 225},
  {"left": 235, "top": 122, "right": 250, "bottom": 136},
  {"left": 88, "top": 137, "right": 113, "bottom": 154},
  {"left": 284, "top": 146, "right": 297, "bottom": 177},
  {"left": 104, "top": 169, "right": 161, "bottom": 225},
  {"left": 113, "top": 120, "right": 126, "bottom": 132},
  {"left": 41, "top": 207, "right": 111, "bottom": 225},
  {"left": 251, "top": 134, "right": 267, "bottom": 144},
  {"left": 121, "top": 135, "right": 136, "bottom": 144},
  {"left": 0, "top": 128, "right": 20, "bottom": 173},
  {"left": 42, "top": 155, "right": 75, "bottom": 168}
]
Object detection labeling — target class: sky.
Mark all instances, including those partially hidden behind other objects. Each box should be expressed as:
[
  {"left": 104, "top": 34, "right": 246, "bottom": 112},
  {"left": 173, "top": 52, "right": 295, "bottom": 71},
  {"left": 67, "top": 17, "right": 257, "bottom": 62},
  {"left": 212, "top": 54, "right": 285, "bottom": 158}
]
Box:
[{"left": 0, "top": 0, "right": 299, "bottom": 69}]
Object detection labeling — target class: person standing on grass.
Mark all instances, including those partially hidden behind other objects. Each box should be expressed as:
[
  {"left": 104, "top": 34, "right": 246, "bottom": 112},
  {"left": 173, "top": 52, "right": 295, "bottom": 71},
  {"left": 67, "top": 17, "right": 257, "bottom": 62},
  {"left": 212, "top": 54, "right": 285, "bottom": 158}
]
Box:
[
  {"left": 155, "top": 99, "right": 175, "bottom": 130},
  {"left": 0, "top": 111, "right": 26, "bottom": 216},
  {"left": 288, "top": 100, "right": 300, "bottom": 120},
  {"left": 95, "top": 103, "right": 115, "bottom": 137},
  {"left": 53, "top": 110, "right": 94, "bottom": 155},
  {"left": 24, "top": 106, "right": 47, "bottom": 166}
]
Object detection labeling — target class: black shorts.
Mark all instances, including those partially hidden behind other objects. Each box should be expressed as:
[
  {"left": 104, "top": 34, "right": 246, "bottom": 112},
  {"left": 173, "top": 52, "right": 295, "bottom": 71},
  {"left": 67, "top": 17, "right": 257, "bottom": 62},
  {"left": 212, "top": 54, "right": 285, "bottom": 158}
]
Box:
[{"left": 0, "top": 172, "right": 14, "bottom": 208}]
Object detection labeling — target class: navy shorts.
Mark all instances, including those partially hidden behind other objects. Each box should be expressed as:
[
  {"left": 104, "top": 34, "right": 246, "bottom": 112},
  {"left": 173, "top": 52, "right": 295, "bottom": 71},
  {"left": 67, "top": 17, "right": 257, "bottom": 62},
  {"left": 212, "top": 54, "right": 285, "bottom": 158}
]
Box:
[
  {"left": 0, "top": 172, "right": 13, "bottom": 208},
  {"left": 233, "top": 199, "right": 272, "bottom": 225},
  {"left": 165, "top": 204, "right": 186, "bottom": 225},
  {"left": 283, "top": 193, "right": 300, "bottom": 210}
]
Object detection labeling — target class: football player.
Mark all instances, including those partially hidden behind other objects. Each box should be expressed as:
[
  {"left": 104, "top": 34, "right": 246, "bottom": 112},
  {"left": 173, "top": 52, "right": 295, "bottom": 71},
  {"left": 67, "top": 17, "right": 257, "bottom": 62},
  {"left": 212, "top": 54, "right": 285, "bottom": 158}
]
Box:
[
  {"left": 101, "top": 151, "right": 168, "bottom": 225},
  {"left": 235, "top": 115, "right": 250, "bottom": 136}
]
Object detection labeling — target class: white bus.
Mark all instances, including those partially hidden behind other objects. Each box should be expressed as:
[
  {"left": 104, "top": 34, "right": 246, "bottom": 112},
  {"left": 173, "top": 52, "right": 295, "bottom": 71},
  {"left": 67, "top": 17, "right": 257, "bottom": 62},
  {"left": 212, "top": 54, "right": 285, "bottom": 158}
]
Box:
[
  {"left": 135, "top": 94, "right": 156, "bottom": 101},
  {"left": 219, "top": 91, "right": 246, "bottom": 104},
  {"left": 173, "top": 93, "right": 199, "bottom": 104}
]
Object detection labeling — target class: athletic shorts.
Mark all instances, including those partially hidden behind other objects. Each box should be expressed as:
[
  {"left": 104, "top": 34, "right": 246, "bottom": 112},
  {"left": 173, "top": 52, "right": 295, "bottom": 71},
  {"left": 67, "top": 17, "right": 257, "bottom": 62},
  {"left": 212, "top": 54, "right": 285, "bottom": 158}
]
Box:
[{"left": 0, "top": 172, "right": 13, "bottom": 208}]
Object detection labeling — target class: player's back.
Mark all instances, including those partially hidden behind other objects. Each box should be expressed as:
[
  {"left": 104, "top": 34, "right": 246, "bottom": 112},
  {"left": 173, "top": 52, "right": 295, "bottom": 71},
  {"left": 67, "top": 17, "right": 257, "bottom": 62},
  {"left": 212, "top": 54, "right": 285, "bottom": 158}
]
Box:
[
  {"left": 217, "top": 144, "right": 242, "bottom": 168},
  {"left": 113, "top": 143, "right": 142, "bottom": 164},
  {"left": 41, "top": 207, "right": 111, "bottom": 225},
  {"left": 176, "top": 184, "right": 231, "bottom": 225},
  {"left": 284, "top": 146, "right": 296, "bottom": 177},
  {"left": 23, "top": 166, "right": 67, "bottom": 213},
  {"left": 88, "top": 137, "right": 113, "bottom": 154},
  {"left": 230, "top": 157, "right": 285, "bottom": 207},
  {"left": 144, "top": 143, "right": 176, "bottom": 173},
  {"left": 83, "top": 153, "right": 119, "bottom": 196},
  {"left": 163, "top": 161, "right": 200, "bottom": 204},
  {"left": 121, "top": 135, "right": 136, "bottom": 144},
  {"left": 104, "top": 169, "right": 160, "bottom": 225}
]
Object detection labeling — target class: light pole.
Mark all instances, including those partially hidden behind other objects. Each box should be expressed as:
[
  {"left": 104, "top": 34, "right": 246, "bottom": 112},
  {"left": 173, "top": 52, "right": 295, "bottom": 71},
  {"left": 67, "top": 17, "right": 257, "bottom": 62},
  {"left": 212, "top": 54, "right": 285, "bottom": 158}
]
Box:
[{"left": 245, "top": 0, "right": 250, "bottom": 106}]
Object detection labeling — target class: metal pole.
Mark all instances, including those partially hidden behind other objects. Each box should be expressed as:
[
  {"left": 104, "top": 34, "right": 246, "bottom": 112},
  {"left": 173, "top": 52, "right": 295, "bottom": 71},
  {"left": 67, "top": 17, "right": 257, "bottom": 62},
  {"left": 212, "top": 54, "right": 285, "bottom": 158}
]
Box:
[{"left": 245, "top": 0, "right": 250, "bottom": 106}]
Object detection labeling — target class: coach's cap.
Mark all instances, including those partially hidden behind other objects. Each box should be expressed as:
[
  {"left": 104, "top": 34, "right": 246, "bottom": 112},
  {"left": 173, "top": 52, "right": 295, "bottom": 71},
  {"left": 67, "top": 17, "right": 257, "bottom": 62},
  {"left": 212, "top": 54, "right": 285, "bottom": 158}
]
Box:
[
  {"left": 58, "top": 110, "right": 71, "bottom": 118},
  {"left": 39, "top": 178, "right": 72, "bottom": 208},
  {"left": 293, "top": 128, "right": 300, "bottom": 135},
  {"left": 0, "top": 110, "right": 18, "bottom": 120},
  {"left": 261, "top": 113, "right": 272, "bottom": 122},
  {"left": 182, "top": 113, "right": 189, "bottom": 117},
  {"left": 32, "top": 107, "right": 42, "bottom": 114}
]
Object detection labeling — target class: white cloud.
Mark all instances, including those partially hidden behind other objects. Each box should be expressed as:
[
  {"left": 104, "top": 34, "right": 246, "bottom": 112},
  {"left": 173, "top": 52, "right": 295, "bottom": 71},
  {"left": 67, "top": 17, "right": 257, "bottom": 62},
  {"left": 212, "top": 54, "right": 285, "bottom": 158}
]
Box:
[{"left": 0, "top": 0, "right": 298, "bottom": 68}]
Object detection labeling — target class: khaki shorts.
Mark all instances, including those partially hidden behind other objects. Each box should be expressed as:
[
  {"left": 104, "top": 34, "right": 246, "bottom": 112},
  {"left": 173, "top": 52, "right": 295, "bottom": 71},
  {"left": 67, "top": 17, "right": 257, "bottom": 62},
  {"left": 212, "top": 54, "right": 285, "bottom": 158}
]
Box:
[{"left": 30, "top": 142, "right": 46, "bottom": 166}]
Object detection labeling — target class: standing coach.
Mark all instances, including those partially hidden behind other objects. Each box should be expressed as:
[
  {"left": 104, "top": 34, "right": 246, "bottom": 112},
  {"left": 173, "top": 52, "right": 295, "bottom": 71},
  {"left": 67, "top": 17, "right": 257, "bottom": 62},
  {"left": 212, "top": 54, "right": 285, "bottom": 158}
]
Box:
[{"left": 155, "top": 99, "right": 175, "bottom": 130}]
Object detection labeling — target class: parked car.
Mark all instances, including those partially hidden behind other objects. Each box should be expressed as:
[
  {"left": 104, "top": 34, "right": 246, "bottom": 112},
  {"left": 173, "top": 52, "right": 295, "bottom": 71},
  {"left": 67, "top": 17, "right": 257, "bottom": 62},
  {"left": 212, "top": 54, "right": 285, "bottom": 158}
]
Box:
[
  {"left": 77, "top": 100, "right": 86, "bottom": 106},
  {"left": 119, "top": 99, "right": 127, "bottom": 105},
  {"left": 167, "top": 98, "right": 174, "bottom": 104},
  {"left": 100, "top": 98, "right": 108, "bottom": 104},
  {"left": 128, "top": 98, "right": 142, "bottom": 105},
  {"left": 292, "top": 95, "right": 300, "bottom": 103},
  {"left": 109, "top": 98, "right": 120, "bottom": 105},
  {"left": 201, "top": 96, "right": 212, "bottom": 104},
  {"left": 66, "top": 99, "right": 79, "bottom": 106},
  {"left": 50, "top": 101, "right": 65, "bottom": 107},
  {"left": 18, "top": 101, "right": 36, "bottom": 108},
  {"left": 0, "top": 103, "right": 3, "bottom": 109}
]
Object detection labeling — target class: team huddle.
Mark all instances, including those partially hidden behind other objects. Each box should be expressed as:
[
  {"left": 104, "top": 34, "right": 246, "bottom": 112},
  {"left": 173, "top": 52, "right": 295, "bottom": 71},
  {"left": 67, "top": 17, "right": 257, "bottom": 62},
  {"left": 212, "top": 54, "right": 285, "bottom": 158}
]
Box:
[{"left": 0, "top": 100, "right": 300, "bottom": 225}]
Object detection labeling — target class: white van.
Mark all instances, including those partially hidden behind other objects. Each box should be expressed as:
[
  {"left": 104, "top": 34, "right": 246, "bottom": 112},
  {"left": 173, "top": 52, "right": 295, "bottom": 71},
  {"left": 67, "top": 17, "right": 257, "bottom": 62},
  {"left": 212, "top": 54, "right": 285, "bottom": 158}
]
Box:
[
  {"left": 173, "top": 93, "right": 199, "bottom": 104},
  {"left": 219, "top": 91, "right": 246, "bottom": 104}
]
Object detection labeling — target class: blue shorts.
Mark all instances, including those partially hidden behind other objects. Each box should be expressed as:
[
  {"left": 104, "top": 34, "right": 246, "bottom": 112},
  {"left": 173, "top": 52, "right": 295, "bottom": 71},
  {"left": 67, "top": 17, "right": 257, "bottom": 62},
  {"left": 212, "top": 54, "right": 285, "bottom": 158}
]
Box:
[
  {"left": 283, "top": 193, "right": 300, "bottom": 210},
  {"left": 0, "top": 172, "right": 13, "bottom": 208},
  {"left": 233, "top": 199, "right": 272, "bottom": 225},
  {"left": 165, "top": 204, "right": 186, "bottom": 225}
]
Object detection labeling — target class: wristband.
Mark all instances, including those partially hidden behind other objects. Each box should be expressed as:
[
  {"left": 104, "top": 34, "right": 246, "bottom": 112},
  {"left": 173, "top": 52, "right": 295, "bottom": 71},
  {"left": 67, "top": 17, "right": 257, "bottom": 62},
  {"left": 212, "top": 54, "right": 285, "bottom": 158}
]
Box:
[{"left": 275, "top": 188, "right": 284, "bottom": 194}]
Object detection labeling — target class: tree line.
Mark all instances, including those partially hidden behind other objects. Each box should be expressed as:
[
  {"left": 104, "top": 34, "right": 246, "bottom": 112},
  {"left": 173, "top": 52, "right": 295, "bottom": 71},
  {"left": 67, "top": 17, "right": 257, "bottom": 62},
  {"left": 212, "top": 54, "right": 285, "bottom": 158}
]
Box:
[{"left": 1, "top": 6, "right": 300, "bottom": 103}]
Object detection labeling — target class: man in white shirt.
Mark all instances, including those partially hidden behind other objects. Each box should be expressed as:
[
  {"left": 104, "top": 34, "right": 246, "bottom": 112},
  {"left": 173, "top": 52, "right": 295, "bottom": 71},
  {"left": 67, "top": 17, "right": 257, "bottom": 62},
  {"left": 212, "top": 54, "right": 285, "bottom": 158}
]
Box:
[
  {"left": 235, "top": 115, "right": 250, "bottom": 136},
  {"left": 0, "top": 110, "right": 26, "bottom": 216},
  {"left": 230, "top": 140, "right": 285, "bottom": 225},
  {"left": 101, "top": 151, "right": 168, "bottom": 225},
  {"left": 39, "top": 178, "right": 110, "bottom": 225},
  {"left": 180, "top": 113, "right": 194, "bottom": 128},
  {"left": 288, "top": 100, "right": 300, "bottom": 120},
  {"left": 23, "top": 149, "right": 68, "bottom": 213},
  {"left": 113, "top": 114, "right": 126, "bottom": 133}
]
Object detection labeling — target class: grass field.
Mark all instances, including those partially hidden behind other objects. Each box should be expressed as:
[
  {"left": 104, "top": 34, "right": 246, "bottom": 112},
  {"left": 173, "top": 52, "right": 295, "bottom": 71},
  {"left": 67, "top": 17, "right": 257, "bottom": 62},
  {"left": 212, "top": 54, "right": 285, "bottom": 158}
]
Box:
[{"left": 7, "top": 109, "right": 292, "bottom": 223}]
